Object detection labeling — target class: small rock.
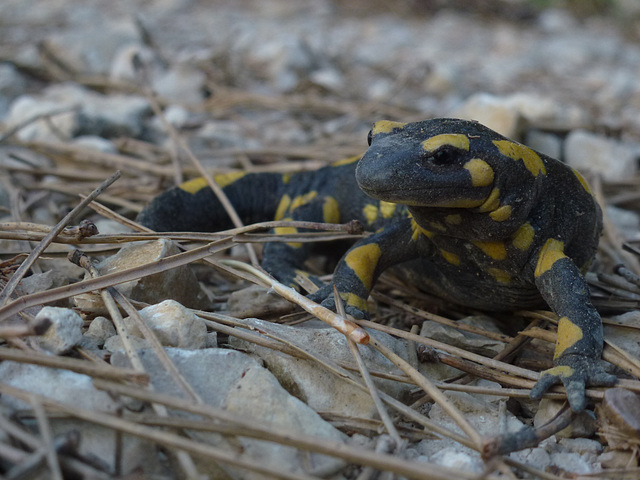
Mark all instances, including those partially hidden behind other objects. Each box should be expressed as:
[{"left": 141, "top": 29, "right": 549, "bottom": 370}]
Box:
[
  {"left": 230, "top": 318, "right": 451, "bottom": 418},
  {"left": 524, "top": 129, "right": 563, "bottom": 160},
  {"left": 71, "top": 135, "right": 118, "bottom": 153},
  {"left": 84, "top": 316, "right": 116, "bottom": 346},
  {"left": 430, "top": 447, "right": 483, "bottom": 473},
  {"left": 74, "top": 239, "right": 209, "bottom": 311},
  {"left": 606, "top": 206, "right": 640, "bottom": 241},
  {"left": 451, "top": 92, "right": 524, "bottom": 138},
  {"left": 5, "top": 95, "right": 77, "bottom": 142},
  {"left": 111, "top": 348, "right": 347, "bottom": 479},
  {"left": 533, "top": 398, "right": 596, "bottom": 438},
  {"left": 226, "top": 285, "right": 294, "bottom": 318},
  {"left": 558, "top": 437, "right": 603, "bottom": 455},
  {"left": 599, "top": 449, "right": 638, "bottom": 469},
  {"left": 564, "top": 130, "right": 640, "bottom": 181},
  {"left": 0, "top": 362, "right": 158, "bottom": 475},
  {"left": 103, "top": 335, "right": 150, "bottom": 353},
  {"left": 152, "top": 66, "right": 207, "bottom": 104},
  {"left": 35, "top": 306, "right": 83, "bottom": 354},
  {"left": 125, "top": 300, "right": 207, "bottom": 349},
  {"left": 549, "top": 451, "right": 595, "bottom": 475},
  {"left": 19, "top": 270, "right": 68, "bottom": 296}
]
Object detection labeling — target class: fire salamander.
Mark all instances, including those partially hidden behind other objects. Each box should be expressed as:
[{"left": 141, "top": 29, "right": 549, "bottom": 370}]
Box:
[{"left": 138, "top": 118, "right": 616, "bottom": 411}]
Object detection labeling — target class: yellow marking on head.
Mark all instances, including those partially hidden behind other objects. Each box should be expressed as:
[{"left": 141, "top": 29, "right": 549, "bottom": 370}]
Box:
[
  {"left": 332, "top": 155, "right": 361, "bottom": 167},
  {"left": 323, "top": 196, "right": 340, "bottom": 224},
  {"left": 554, "top": 316, "right": 584, "bottom": 360},
  {"left": 487, "top": 268, "right": 511, "bottom": 284},
  {"left": 282, "top": 173, "right": 292, "bottom": 184},
  {"left": 363, "top": 204, "right": 378, "bottom": 225},
  {"left": 477, "top": 188, "right": 501, "bottom": 213},
  {"left": 290, "top": 191, "right": 318, "bottom": 210},
  {"left": 440, "top": 249, "right": 460, "bottom": 266},
  {"left": 493, "top": 140, "right": 546, "bottom": 177},
  {"left": 489, "top": 205, "right": 512, "bottom": 222},
  {"left": 445, "top": 214, "right": 462, "bottom": 225},
  {"left": 411, "top": 218, "right": 435, "bottom": 241},
  {"left": 275, "top": 194, "right": 292, "bottom": 221},
  {"left": 340, "top": 292, "right": 369, "bottom": 313},
  {"left": 213, "top": 171, "right": 247, "bottom": 188},
  {"left": 371, "top": 120, "right": 407, "bottom": 135},
  {"left": 430, "top": 222, "right": 447, "bottom": 232},
  {"left": 379, "top": 201, "right": 396, "bottom": 218},
  {"left": 535, "top": 238, "right": 567, "bottom": 278},
  {"left": 463, "top": 158, "right": 494, "bottom": 187},
  {"left": 345, "top": 243, "right": 382, "bottom": 291},
  {"left": 422, "top": 134, "right": 469, "bottom": 153},
  {"left": 179, "top": 177, "right": 209, "bottom": 194},
  {"left": 571, "top": 168, "right": 593, "bottom": 195},
  {"left": 473, "top": 241, "right": 507, "bottom": 260},
  {"left": 274, "top": 219, "right": 302, "bottom": 248},
  {"left": 512, "top": 223, "right": 535, "bottom": 251}
]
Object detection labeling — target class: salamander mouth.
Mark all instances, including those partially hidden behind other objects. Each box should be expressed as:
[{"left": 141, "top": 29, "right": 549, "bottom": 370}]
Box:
[{"left": 359, "top": 183, "right": 491, "bottom": 208}]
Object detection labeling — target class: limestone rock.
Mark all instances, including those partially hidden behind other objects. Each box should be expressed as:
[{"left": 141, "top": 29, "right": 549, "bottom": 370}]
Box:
[
  {"left": 74, "top": 239, "right": 209, "bottom": 311},
  {"left": 565, "top": 129, "right": 640, "bottom": 181},
  {"left": 230, "top": 318, "right": 456, "bottom": 418},
  {"left": 111, "top": 348, "right": 347, "bottom": 480},
  {"left": 125, "top": 299, "right": 207, "bottom": 349},
  {"left": 35, "top": 306, "right": 83, "bottom": 354}
]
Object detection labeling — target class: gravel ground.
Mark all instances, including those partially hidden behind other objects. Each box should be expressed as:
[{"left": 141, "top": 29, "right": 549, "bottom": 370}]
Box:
[{"left": 1, "top": 1, "right": 640, "bottom": 479}]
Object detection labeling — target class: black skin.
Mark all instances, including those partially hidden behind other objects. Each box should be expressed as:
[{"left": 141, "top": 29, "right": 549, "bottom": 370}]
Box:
[{"left": 138, "top": 118, "right": 616, "bottom": 411}]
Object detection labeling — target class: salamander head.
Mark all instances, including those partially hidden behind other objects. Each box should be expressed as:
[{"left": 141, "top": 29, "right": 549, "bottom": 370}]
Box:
[{"left": 356, "top": 118, "right": 540, "bottom": 210}]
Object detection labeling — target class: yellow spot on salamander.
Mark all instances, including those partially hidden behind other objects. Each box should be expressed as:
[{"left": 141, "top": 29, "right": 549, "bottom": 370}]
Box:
[
  {"left": 379, "top": 201, "right": 396, "bottom": 218},
  {"left": 512, "top": 223, "right": 535, "bottom": 251},
  {"left": 422, "top": 134, "right": 470, "bottom": 153},
  {"left": 363, "top": 204, "right": 378, "bottom": 224},
  {"left": 487, "top": 268, "right": 511, "bottom": 284},
  {"left": 473, "top": 241, "right": 507, "bottom": 260},
  {"left": 274, "top": 218, "right": 302, "bottom": 248},
  {"left": 332, "top": 155, "right": 361, "bottom": 167},
  {"left": 572, "top": 168, "right": 593, "bottom": 195},
  {"left": 477, "top": 188, "right": 501, "bottom": 213},
  {"left": 463, "top": 158, "right": 494, "bottom": 187},
  {"left": 554, "top": 316, "right": 584, "bottom": 360},
  {"left": 275, "top": 194, "right": 292, "bottom": 221},
  {"left": 290, "top": 191, "right": 318, "bottom": 210},
  {"left": 445, "top": 214, "right": 462, "bottom": 225},
  {"left": 340, "top": 292, "right": 369, "bottom": 313},
  {"left": 179, "top": 177, "right": 209, "bottom": 194},
  {"left": 323, "top": 196, "right": 340, "bottom": 224},
  {"left": 430, "top": 222, "right": 447, "bottom": 232},
  {"left": 282, "top": 173, "right": 292, "bottom": 184},
  {"left": 410, "top": 218, "right": 435, "bottom": 241},
  {"left": 540, "top": 365, "right": 575, "bottom": 379},
  {"left": 345, "top": 243, "right": 382, "bottom": 291},
  {"left": 535, "top": 238, "right": 567, "bottom": 278},
  {"left": 489, "top": 205, "right": 512, "bottom": 222},
  {"left": 493, "top": 140, "right": 546, "bottom": 177},
  {"left": 214, "top": 171, "right": 247, "bottom": 188},
  {"left": 371, "top": 120, "right": 407, "bottom": 135},
  {"left": 440, "top": 249, "right": 460, "bottom": 266}
]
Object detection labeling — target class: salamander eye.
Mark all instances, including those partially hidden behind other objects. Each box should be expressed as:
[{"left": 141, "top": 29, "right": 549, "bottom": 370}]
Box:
[
  {"left": 427, "top": 148, "right": 456, "bottom": 166},
  {"left": 367, "top": 129, "right": 373, "bottom": 146}
]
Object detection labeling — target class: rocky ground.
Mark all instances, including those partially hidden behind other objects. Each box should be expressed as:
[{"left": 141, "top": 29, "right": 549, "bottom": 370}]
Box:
[{"left": 1, "top": 0, "right": 640, "bottom": 479}]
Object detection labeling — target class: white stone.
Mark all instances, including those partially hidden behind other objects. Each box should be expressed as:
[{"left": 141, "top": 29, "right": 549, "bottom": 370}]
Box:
[
  {"left": 111, "top": 348, "right": 347, "bottom": 479},
  {"left": 565, "top": 130, "right": 640, "bottom": 181},
  {"left": 74, "top": 239, "right": 208, "bottom": 311},
  {"left": 35, "top": 306, "right": 83, "bottom": 354},
  {"left": 230, "top": 318, "right": 457, "bottom": 418},
  {"left": 125, "top": 300, "right": 207, "bottom": 349}
]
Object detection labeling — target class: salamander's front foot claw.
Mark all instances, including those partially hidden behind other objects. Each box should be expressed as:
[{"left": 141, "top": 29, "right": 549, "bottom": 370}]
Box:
[
  {"left": 530, "top": 355, "right": 617, "bottom": 412},
  {"left": 307, "top": 287, "right": 369, "bottom": 319}
]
